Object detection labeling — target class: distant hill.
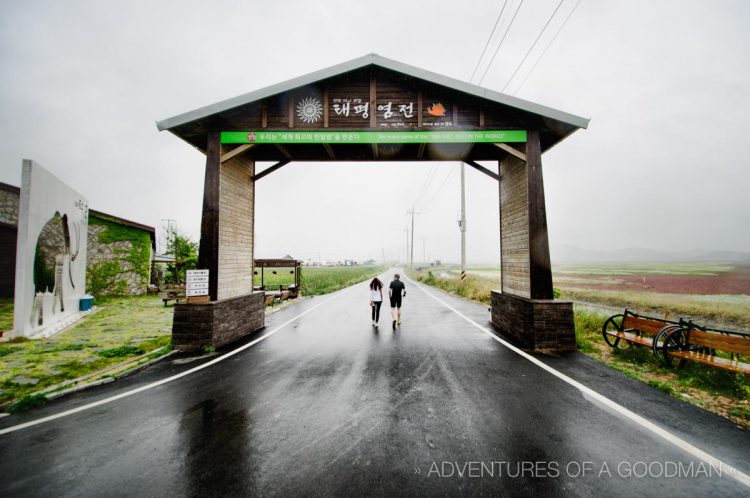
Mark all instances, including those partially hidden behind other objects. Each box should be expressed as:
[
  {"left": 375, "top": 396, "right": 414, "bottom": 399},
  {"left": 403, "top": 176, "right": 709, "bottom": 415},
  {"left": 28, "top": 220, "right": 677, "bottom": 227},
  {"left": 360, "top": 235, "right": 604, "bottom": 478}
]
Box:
[{"left": 551, "top": 245, "right": 750, "bottom": 264}]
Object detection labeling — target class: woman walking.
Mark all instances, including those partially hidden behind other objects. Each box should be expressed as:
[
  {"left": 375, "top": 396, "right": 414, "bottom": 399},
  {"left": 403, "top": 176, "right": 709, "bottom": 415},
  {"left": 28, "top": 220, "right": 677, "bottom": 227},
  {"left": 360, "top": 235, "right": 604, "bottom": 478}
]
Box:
[{"left": 369, "top": 278, "right": 384, "bottom": 326}]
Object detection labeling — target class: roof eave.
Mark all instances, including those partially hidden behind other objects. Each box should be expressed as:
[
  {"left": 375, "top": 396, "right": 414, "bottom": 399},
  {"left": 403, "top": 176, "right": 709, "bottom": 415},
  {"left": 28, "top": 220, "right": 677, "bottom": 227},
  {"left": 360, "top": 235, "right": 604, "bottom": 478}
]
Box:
[{"left": 156, "top": 54, "right": 590, "bottom": 133}]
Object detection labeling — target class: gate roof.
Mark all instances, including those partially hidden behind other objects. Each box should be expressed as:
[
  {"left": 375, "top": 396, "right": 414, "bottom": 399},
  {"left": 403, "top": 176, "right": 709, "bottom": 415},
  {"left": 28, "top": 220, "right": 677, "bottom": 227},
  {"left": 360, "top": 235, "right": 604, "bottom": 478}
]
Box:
[{"left": 157, "top": 54, "right": 588, "bottom": 162}]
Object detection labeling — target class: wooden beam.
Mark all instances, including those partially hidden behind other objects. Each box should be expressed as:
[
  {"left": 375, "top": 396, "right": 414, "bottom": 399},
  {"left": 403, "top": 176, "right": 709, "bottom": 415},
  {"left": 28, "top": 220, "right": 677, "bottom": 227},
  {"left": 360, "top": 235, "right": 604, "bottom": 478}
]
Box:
[
  {"left": 369, "top": 75, "right": 377, "bottom": 128},
  {"left": 323, "top": 143, "right": 335, "bottom": 160},
  {"left": 288, "top": 95, "right": 294, "bottom": 128},
  {"left": 417, "top": 91, "right": 423, "bottom": 128},
  {"left": 198, "top": 132, "right": 221, "bottom": 301},
  {"left": 274, "top": 144, "right": 292, "bottom": 160},
  {"left": 253, "top": 160, "right": 290, "bottom": 182},
  {"left": 464, "top": 160, "right": 500, "bottom": 181},
  {"left": 494, "top": 142, "right": 526, "bottom": 162},
  {"left": 323, "top": 87, "right": 329, "bottom": 128},
  {"left": 220, "top": 144, "right": 255, "bottom": 163},
  {"left": 417, "top": 142, "right": 426, "bottom": 160},
  {"left": 372, "top": 143, "right": 379, "bottom": 160},
  {"left": 261, "top": 104, "right": 267, "bottom": 128},
  {"left": 526, "top": 129, "right": 553, "bottom": 299}
]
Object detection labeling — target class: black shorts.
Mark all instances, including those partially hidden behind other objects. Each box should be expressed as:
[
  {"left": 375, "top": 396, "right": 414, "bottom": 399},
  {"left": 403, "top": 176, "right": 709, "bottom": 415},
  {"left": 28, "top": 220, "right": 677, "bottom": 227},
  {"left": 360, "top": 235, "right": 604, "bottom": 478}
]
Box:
[{"left": 389, "top": 297, "right": 402, "bottom": 308}]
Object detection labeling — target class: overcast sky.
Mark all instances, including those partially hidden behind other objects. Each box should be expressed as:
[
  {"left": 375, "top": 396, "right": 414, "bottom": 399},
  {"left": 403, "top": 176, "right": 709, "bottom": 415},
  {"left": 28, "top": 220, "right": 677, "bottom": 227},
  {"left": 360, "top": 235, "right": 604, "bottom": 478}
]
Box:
[{"left": 1, "top": 0, "right": 748, "bottom": 264}]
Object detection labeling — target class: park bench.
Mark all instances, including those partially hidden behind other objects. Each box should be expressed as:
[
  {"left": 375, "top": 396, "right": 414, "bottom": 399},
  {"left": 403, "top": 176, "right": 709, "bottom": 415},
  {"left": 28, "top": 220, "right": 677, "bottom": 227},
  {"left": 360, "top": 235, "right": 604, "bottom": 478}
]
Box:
[
  {"left": 159, "top": 287, "right": 185, "bottom": 306},
  {"left": 661, "top": 322, "right": 750, "bottom": 375},
  {"left": 602, "top": 309, "right": 680, "bottom": 352}
]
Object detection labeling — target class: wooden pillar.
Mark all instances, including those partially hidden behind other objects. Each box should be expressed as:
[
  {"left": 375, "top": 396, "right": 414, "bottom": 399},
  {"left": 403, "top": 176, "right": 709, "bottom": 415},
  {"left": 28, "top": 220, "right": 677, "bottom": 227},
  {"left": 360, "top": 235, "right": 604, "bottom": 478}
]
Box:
[
  {"left": 197, "top": 132, "right": 256, "bottom": 301},
  {"left": 173, "top": 134, "right": 263, "bottom": 352},
  {"left": 493, "top": 130, "right": 574, "bottom": 352},
  {"left": 526, "top": 130, "right": 553, "bottom": 299},
  {"left": 198, "top": 132, "right": 221, "bottom": 301}
]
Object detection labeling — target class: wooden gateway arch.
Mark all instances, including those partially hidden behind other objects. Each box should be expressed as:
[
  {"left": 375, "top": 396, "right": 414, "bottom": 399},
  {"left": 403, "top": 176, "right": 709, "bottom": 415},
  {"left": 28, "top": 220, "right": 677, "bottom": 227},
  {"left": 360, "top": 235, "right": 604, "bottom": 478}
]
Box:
[{"left": 156, "top": 54, "right": 589, "bottom": 353}]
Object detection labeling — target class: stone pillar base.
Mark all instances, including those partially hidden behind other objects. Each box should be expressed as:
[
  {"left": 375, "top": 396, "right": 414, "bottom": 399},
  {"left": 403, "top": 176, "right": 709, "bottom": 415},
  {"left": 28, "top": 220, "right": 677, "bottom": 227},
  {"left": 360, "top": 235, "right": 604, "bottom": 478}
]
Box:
[
  {"left": 172, "top": 292, "right": 265, "bottom": 352},
  {"left": 490, "top": 291, "right": 575, "bottom": 353}
]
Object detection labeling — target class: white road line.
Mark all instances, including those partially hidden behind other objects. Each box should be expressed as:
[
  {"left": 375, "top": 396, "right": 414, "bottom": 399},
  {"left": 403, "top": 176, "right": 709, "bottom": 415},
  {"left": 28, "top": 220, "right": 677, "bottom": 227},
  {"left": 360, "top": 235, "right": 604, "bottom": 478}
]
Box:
[
  {"left": 407, "top": 276, "right": 750, "bottom": 489},
  {"left": 0, "top": 290, "right": 347, "bottom": 436}
]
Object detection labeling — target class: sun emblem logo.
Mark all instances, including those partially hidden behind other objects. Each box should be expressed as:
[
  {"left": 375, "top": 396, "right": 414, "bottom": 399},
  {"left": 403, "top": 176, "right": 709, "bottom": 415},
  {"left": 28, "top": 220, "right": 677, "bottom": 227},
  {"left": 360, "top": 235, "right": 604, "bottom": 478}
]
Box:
[{"left": 296, "top": 97, "right": 323, "bottom": 124}]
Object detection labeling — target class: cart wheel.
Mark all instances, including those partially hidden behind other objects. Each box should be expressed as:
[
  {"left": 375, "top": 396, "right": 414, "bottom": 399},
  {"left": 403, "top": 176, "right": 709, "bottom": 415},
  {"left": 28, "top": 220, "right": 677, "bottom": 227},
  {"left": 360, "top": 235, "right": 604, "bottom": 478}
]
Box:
[
  {"left": 602, "top": 314, "right": 627, "bottom": 349},
  {"left": 662, "top": 329, "right": 686, "bottom": 367},
  {"left": 653, "top": 324, "right": 681, "bottom": 362}
]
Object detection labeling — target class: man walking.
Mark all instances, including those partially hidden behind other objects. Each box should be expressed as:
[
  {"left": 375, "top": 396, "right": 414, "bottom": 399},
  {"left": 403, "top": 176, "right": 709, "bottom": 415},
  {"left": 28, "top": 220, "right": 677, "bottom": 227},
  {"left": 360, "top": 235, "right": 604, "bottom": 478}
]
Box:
[{"left": 388, "top": 273, "right": 406, "bottom": 329}]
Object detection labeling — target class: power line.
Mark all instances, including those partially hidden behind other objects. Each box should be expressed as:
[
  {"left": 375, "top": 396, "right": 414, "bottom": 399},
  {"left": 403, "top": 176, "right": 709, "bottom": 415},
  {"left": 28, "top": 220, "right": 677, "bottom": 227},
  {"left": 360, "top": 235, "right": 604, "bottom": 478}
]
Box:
[
  {"left": 412, "top": 163, "right": 439, "bottom": 209},
  {"left": 478, "top": 0, "right": 526, "bottom": 86},
  {"left": 420, "top": 164, "right": 458, "bottom": 213},
  {"left": 512, "top": 0, "right": 583, "bottom": 95},
  {"left": 469, "top": 0, "right": 510, "bottom": 84},
  {"left": 501, "top": 0, "right": 566, "bottom": 93}
]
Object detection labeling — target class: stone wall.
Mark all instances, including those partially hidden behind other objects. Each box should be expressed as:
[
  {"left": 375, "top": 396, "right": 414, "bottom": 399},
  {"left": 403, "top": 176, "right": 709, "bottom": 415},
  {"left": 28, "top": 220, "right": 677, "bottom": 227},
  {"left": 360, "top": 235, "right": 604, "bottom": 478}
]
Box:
[
  {"left": 0, "top": 184, "right": 153, "bottom": 298},
  {"left": 87, "top": 222, "right": 151, "bottom": 295},
  {"left": 0, "top": 186, "right": 19, "bottom": 226},
  {"left": 217, "top": 155, "right": 255, "bottom": 300},
  {"left": 499, "top": 157, "right": 530, "bottom": 298}
]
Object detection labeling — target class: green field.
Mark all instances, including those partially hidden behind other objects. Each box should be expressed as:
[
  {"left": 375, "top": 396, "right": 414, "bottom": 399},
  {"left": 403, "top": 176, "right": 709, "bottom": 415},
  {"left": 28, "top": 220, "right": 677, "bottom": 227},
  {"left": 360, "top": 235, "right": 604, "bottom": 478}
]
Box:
[
  {"left": 554, "top": 263, "right": 735, "bottom": 276},
  {"left": 254, "top": 265, "right": 386, "bottom": 296}
]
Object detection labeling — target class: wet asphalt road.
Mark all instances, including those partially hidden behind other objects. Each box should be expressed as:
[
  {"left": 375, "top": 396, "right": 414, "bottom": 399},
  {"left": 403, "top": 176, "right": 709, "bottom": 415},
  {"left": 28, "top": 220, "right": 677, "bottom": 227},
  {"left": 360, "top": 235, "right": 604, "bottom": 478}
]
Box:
[{"left": 1, "top": 270, "right": 749, "bottom": 497}]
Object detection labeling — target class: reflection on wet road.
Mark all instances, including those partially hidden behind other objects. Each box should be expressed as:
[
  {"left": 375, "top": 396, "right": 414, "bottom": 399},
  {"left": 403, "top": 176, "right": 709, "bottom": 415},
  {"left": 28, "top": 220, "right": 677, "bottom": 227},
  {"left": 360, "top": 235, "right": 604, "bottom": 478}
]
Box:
[{"left": 1, "top": 270, "right": 749, "bottom": 496}]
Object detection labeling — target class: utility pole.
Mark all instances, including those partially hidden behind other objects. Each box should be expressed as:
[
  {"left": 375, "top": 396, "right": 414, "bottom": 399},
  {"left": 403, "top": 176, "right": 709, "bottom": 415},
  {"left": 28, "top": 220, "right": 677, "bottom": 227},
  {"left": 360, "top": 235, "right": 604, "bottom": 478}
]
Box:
[
  {"left": 404, "top": 228, "right": 409, "bottom": 268},
  {"left": 406, "top": 206, "right": 418, "bottom": 269},
  {"left": 160, "top": 219, "right": 176, "bottom": 255},
  {"left": 421, "top": 238, "right": 426, "bottom": 265},
  {"left": 459, "top": 162, "right": 466, "bottom": 277}
]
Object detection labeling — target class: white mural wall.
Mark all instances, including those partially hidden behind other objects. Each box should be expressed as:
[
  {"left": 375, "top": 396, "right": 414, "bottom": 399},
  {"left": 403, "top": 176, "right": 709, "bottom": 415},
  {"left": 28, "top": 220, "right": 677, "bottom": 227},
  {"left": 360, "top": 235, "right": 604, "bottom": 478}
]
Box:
[{"left": 13, "top": 160, "right": 89, "bottom": 338}]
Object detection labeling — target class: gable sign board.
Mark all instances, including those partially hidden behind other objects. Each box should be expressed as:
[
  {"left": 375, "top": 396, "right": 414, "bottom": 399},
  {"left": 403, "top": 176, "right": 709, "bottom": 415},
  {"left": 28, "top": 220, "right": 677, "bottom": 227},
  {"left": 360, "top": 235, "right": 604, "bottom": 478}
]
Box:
[{"left": 221, "top": 130, "right": 527, "bottom": 145}]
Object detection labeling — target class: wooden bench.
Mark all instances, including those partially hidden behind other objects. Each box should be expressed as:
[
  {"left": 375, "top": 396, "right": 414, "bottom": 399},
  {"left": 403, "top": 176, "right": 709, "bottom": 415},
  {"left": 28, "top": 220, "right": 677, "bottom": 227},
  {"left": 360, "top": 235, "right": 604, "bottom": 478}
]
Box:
[
  {"left": 602, "top": 310, "right": 680, "bottom": 353},
  {"left": 159, "top": 289, "right": 185, "bottom": 306},
  {"left": 661, "top": 325, "right": 750, "bottom": 375}
]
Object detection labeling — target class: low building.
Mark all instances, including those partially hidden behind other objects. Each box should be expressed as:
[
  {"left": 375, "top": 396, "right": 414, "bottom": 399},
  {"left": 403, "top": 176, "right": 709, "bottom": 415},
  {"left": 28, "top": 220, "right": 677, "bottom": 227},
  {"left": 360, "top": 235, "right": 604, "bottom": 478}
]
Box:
[{"left": 0, "top": 182, "right": 155, "bottom": 297}]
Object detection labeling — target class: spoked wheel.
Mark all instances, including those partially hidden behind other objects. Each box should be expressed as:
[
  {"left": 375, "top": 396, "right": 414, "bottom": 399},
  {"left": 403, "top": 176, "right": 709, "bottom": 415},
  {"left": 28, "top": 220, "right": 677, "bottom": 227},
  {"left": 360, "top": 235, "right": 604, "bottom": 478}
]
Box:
[
  {"left": 653, "top": 324, "right": 681, "bottom": 362},
  {"left": 662, "top": 329, "right": 687, "bottom": 367},
  {"left": 602, "top": 314, "right": 628, "bottom": 349}
]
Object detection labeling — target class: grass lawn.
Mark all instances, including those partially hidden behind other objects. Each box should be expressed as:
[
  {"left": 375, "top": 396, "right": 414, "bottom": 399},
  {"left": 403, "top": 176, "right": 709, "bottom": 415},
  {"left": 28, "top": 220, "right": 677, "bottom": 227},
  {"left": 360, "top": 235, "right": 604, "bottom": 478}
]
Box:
[
  {"left": 0, "top": 298, "right": 13, "bottom": 334},
  {"left": 0, "top": 295, "right": 173, "bottom": 410}
]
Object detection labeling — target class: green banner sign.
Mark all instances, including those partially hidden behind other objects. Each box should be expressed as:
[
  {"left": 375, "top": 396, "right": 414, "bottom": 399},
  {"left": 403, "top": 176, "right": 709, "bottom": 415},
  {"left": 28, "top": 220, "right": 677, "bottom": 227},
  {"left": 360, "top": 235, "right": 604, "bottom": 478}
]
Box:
[{"left": 221, "top": 130, "right": 526, "bottom": 144}]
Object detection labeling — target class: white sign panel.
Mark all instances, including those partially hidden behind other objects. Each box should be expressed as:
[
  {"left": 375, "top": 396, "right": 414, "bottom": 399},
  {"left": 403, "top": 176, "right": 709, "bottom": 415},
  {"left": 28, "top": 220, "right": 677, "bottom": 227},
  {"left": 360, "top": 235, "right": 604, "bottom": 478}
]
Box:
[
  {"left": 13, "top": 160, "right": 89, "bottom": 338},
  {"left": 186, "top": 269, "right": 209, "bottom": 297}
]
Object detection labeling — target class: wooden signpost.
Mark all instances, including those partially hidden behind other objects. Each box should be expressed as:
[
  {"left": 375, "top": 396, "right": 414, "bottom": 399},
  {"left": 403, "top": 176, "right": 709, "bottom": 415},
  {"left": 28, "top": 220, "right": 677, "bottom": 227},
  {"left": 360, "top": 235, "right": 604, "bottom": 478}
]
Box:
[{"left": 186, "top": 269, "right": 210, "bottom": 304}]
